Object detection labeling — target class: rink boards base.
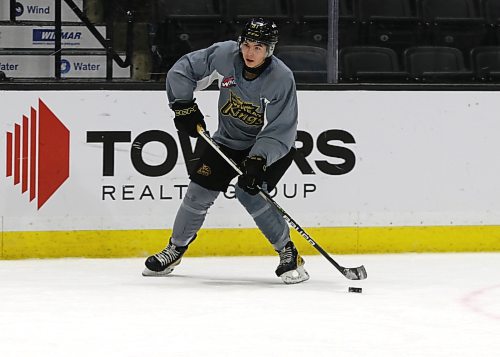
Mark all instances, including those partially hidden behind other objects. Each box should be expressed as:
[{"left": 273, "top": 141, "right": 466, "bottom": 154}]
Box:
[
  {"left": 3, "top": 91, "right": 500, "bottom": 259},
  {"left": 2, "top": 225, "right": 500, "bottom": 259}
]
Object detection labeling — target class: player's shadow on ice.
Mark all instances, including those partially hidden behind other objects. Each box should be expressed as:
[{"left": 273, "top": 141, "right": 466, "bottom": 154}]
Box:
[
  {"left": 164, "top": 274, "right": 340, "bottom": 291},
  {"left": 175, "top": 274, "right": 280, "bottom": 286},
  {"left": 140, "top": 271, "right": 341, "bottom": 290},
  {"left": 202, "top": 279, "right": 279, "bottom": 286}
]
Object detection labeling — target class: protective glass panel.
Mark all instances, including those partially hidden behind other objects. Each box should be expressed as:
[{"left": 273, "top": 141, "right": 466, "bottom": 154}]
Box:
[{"left": 0, "top": 0, "right": 496, "bottom": 84}]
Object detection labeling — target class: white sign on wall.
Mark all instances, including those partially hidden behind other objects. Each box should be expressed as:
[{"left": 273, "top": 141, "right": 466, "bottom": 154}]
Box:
[
  {"left": 0, "top": 55, "right": 52, "bottom": 77},
  {"left": 0, "top": 55, "right": 130, "bottom": 78},
  {"left": 0, "top": 0, "right": 84, "bottom": 22},
  {"left": 1, "top": 90, "right": 500, "bottom": 232},
  {"left": 0, "top": 1, "right": 10, "bottom": 20},
  {"left": 61, "top": 55, "right": 131, "bottom": 78},
  {"left": 0, "top": 25, "right": 105, "bottom": 49}
]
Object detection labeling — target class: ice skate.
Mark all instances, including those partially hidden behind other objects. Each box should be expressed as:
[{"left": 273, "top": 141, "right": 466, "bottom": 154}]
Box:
[
  {"left": 275, "top": 241, "right": 309, "bottom": 284},
  {"left": 142, "top": 242, "right": 188, "bottom": 276}
]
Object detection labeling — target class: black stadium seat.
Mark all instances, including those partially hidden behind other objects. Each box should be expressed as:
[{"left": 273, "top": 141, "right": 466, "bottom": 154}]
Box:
[
  {"left": 404, "top": 46, "right": 473, "bottom": 81},
  {"left": 418, "top": 0, "right": 488, "bottom": 51},
  {"left": 275, "top": 45, "right": 328, "bottom": 82},
  {"left": 354, "top": 0, "right": 421, "bottom": 51},
  {"left": 482, "top": 0, "right": 500, "bottom": 24},
  {"left": 222, "top": 1, "right": 292, "bottom": 44},
  {"left": 158, "top": 0, "right": 225, "bottom": 69},
  {"left": 481, "top": 0, "right": 500, "bottom": 44},
  {"left": 225, "top": 0, "right": 289, "bottom": 23},
  {"left": 339, "top": 46, "right": 408, "bottom": 81},
  {"left": 290, "top": 0, "right": 360, "bottom": 47},
  {"left": 161, "top": 0, "right": 222, "bottom": 19},
  {"left": 470, "top": 46, "right": 500, "bottom": 80}
]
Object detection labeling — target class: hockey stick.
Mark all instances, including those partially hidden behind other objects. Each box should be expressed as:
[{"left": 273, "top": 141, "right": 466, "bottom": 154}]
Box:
[{"left": 196, "top": 125, "right": 367, "bottom": 280}]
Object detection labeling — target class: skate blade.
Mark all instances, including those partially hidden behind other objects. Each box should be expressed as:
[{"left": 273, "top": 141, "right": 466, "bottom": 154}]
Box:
[
  {"left": 280, "top": 266, "right": 310, "bottom": 284},
  {"left": 142, "top": 266, "right": 175, "bottom": 277}
]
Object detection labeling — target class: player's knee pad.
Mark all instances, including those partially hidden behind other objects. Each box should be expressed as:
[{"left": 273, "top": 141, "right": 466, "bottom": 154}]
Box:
[
  {"left": 235, "top": 184, "right": 289, "bottom": 249},
  {"left": 235, "top": 184, "right": 269, "bottom": 216},
  {"left": 183, "top": 181, "right": 220, "bottom": 213}
]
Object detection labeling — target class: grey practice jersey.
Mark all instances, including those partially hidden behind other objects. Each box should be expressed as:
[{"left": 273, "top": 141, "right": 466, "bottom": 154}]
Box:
[{"left": 166, "top": 40, "right": 298, "bottom": 166}]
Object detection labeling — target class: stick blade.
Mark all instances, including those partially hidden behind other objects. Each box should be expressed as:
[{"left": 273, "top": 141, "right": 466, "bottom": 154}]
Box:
[{"left": 343, "top": 265, "right": 367, "bottom": 280}]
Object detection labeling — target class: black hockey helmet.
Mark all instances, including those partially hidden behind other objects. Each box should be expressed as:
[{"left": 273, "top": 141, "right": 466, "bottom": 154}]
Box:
[{"left": 238, "top": 18, "right": 279, "bottom": 57}]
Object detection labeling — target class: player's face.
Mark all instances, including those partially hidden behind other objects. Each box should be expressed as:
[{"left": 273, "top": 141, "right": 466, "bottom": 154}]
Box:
[{"left": 240, "top": 41, "right": 268, "bottom": 68}]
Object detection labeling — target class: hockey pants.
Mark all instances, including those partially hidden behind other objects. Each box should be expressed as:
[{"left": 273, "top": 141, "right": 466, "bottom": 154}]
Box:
[{"left": 170, "top": 181, "right": 290, "bottom": 251}]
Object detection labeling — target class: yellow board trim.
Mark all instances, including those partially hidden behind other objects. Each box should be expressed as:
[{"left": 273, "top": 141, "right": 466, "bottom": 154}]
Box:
[{"left": 2, "top": 225, "right": 500, "bottom": 259}]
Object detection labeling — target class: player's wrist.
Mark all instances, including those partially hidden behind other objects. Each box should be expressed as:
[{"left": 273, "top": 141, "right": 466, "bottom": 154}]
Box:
[
  {"left": 172, "top": 100, "right": 199, "bottom": 117},
  {"left": 243, "top": 156, "right": 266, "bottom": 176},
  {"left": 238, "top": 156, "right": 266, "bottom": 195},
  {"left": 172, "top": 100, "right": 205, "bottom": 138}
]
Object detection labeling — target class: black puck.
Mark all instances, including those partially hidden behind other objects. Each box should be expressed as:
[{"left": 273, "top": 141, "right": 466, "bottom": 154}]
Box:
[{"left": 348, "top": 287, "right": 362, "bottom": 293}]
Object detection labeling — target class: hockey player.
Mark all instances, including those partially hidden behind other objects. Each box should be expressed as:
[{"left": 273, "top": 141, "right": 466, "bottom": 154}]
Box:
[{"left": 143, "top": 18, "right": 309, "bottom": 284}]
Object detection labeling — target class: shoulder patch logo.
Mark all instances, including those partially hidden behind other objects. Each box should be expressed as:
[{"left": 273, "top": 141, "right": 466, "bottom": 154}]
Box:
[{"left": 221, "top": 76, "right": 236, "bottom": 88}]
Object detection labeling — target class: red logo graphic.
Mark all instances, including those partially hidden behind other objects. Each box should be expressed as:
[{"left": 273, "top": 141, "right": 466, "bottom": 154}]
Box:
[
  {"left": 221, "top": 76, "right": 236, "bottom": 88},
  {"left": 5, "top": 99, "right": 70, "bottom": 209}
]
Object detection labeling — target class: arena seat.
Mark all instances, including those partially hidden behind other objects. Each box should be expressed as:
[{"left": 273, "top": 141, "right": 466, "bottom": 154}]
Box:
[
  {"left": 290, "top": 0, "right": 360, "bottom": 47},
  {"left": 354, "top": 0, "right": 421, "bottom": 51},
  {"left": 159, "top": 0, "right": 225, "bottom": 67},
  {"left": 161, "top": 0, "right": 222, "bottom": 19},
  {"left": 275, "top": 45, "right": 328, "bottom": 83},
  {"left": 221, "top": 0, "right": 292, "bottom": 44},
  {"left": 481, "top": 0, "right": 500, "bottom": 44},
  {"left": 482, "top": 0, "right": 500, "bottom": 24},
  {"left": 224, "top": 0, "right": 290, "bottom": 23},
  {"left": 470, "top": 46, "right": 500, "bottom": 80},
  {"left": 339, "top": 46, "right": 408, "bottom": 81},
  {"left": 404, "top": 46, "right": 473, "bottom": 81},
  {"left": 418, "top": 0, "right": 488, "bottom": 51}
]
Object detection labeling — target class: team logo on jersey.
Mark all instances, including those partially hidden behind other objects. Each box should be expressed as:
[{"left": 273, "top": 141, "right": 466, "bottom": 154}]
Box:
[
  {"left": 221, "top": 76, "right": 236, "bottom": 88},
  {"left": 197, "top": 163, "right": 212, "bottom": 176},
  {"left": 220, "top": 91, "right": 263, "bottom": 126}
]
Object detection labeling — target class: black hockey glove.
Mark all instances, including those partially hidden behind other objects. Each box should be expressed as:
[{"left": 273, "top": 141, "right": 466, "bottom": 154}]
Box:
[
  {"left": 238, "top": 156, "right": 266, "bottom": 195},
  {"left": 172, "top": 100, "right": 206, "bottom": 137}
]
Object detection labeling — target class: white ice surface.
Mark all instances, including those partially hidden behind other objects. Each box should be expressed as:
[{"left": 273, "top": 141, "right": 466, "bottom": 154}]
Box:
[{"left": 0, "top": 253, "right": 499, "bottom": 357}]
